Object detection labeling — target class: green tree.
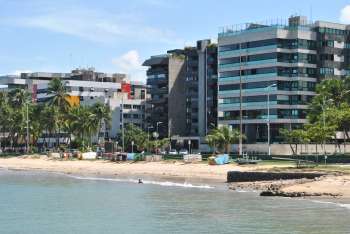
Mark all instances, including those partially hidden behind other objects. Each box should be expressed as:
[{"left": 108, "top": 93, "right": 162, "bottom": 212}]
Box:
[
  {"left": 206, "top": 126, "right": 243, "bottom": 153},
  {"left": 206, "top": 131, "right": 219, "bottom": 154},
  {"left": 91, "top": 102, "right": 111, "bottom": 141},
  {"left": 150, "top": 138, "right": 169, "bottom": 153},
  {"left": 119, "top": 124, "right": 148, "bottom": 152},
  {"left": 6, "top": 89, "right": 31, "bottom": 150},
  {"left": 280, "top": 129, "right": 312, "bottom": 155},
  {"left": 47, "top": 78, "right": 71, "bottom": 148},
  {"left": 68, "top": 105, "right": 99, "bottom": 149},
  {"left": 306, "top": 123, "right": 336, "bottom": 155},
  {"left": 0, "top": 92, "right": 9, "bottom": 151}
]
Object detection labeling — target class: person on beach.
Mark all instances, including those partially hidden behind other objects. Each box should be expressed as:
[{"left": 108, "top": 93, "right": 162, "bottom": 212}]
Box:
[{"left": 138, "top": 178, "right": 143, "bottom": 184}]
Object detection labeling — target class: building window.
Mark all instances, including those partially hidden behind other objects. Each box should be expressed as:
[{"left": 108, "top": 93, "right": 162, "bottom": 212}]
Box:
[{"left": 320, "top": 68, "right": 334, "bottom": 75}]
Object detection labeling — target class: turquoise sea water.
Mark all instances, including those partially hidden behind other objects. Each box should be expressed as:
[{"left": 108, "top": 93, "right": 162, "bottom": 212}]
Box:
[{"left": 0, "top": 169, "right": 350, "bottom": 234}]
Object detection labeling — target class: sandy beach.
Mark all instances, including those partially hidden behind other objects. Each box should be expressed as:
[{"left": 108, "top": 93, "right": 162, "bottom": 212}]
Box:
[
  {"left": 1, "top": 156, "right": 350, "bottom": 198},
  {"left": 0, "top": 156, "right": 278, "bottom": 181}
]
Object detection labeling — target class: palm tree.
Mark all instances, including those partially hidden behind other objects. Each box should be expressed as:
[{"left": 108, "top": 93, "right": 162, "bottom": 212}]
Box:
[
  {"left": 7, "top": 89, "right": 30, "bottom": 150},
  {"left": 68, "top": 105, "right": 99, "bottom": 149},
  {"left": 47, "top": 78, "right": 70, "bottom": 112},
  {"left": 29, "top": 104, "right": 45, "bottom": 149},
  {"left": 47, "top": 78, "right": 71, "bottom": 149},
  {"left": 0, "top": 92, "right": 9, "bottom": 151},
  {"left": 91, "top": 102, "right": 111, "bottom": 141},
  {"left": 206, "top": 126, "right": 243, "bottom": 154},
  {"left": 8, "top": 88, "right": 29, "bottom": 108},
  {"left": 40, "top": 104, "right": 58, "bottom": 149},
  {"left": 206, "top": 130, "right": 219, "bottom": 154}
]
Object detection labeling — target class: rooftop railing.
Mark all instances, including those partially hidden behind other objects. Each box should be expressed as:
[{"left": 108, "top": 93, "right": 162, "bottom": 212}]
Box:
[{"left": 219, "top": 18, "right": 314, "bottom": 38}]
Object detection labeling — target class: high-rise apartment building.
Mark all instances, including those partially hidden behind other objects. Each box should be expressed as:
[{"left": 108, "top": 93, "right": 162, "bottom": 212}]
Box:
[
  {"left": 182, "top": 40, "right": 218, "bottom": 137},
  {"left": 143, "top": 54, "right": 186, "bottom": 138},
  {"left": 218, "top": 16, "right": 350, "bottom": 144},
  {"left": 143, "top": 40, "right": 217, "bottom": 141}
]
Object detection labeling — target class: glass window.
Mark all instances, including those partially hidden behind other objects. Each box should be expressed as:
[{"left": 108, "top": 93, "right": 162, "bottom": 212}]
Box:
[{"left": 219, "top": 44, "right": 240, "bottom": 52}]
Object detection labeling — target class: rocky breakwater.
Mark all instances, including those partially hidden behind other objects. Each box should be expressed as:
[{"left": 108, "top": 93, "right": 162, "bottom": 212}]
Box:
[
  {"left": 259, "top": 177, "right": 340, "bottom": 197},
  {"left": 227, "top": 171, "right": 341, "bottom": 197}
]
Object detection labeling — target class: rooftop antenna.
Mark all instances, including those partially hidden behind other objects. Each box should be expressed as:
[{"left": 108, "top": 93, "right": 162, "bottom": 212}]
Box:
[
  {"left": 69, "top": 53, "right": 73, "bottom": 70},
  {"left": 310, "top": 5, "right": 313, "bottom": 23}
]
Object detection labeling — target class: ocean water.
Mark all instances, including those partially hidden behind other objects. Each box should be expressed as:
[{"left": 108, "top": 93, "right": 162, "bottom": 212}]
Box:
[{"left": 0, "top": 170, "right": 350, "bottom": 234}]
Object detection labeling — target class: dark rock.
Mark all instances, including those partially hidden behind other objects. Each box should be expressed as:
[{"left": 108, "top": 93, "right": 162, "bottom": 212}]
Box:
[{"left": 227, "top": 171, "right": 326, "bottom": 183}]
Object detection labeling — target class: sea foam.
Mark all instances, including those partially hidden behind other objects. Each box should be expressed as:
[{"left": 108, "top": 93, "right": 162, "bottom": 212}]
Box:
[
  {"left": 310, "top": 200, "right": 350, "bottom": 210},
  {"left": 66, "top": 174, "right": 214, "bottom": 189}
]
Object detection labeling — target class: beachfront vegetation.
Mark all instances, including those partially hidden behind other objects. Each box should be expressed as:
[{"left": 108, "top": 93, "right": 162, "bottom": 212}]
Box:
[
  {"left": 118, "top": 123, "right": 169, "bottom": 153},
  {"left": 0, "top": 78, "right": 111, "bottom": 152},
  {"left": 206, "top": 126, "right": 244, "bottom": 154},
  {"left": 280, "top": 77, "right": 350, "bottom": 154}
]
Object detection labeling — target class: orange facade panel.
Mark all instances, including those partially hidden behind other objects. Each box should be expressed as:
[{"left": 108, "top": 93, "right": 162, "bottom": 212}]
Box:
[{"left": 66, "top": 96, "right": 80, "bottom": 107}]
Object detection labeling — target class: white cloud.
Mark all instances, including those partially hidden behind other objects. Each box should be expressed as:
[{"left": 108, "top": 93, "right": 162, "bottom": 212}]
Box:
[
  {"left": 9, "top": 7, "right": 182, "bottom": 45},
  {"left": 340, "top": 5, "right": 350, "bottom": 23},
  {"left": 112, "top": 50, "right": 147, "bottom": 82}
]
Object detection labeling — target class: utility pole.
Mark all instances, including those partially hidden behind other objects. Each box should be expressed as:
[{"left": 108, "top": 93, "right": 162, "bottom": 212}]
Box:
[
  {"left": 322, "top": 96, "right": 326, "bottom": 156},
  {"left": 156, "top": 121, "right": 162, "bottom": 138},
  {"left": 26, "top": 102, "right": 29, "bottom": 153},
  {"left": 239, "top": 43, "right": 243, "bottom": 157},
  {"left": 267, "top": 84, "right": 276, "bottom": 156},
  {"left": 147, "top": 126, "right": 153, "bottom": 153},
  {"left": 122, "top": 97, "right": 125, "bottom": 152}
]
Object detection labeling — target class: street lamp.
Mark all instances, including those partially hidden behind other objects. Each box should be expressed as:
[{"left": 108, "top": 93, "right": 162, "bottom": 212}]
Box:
[
  {"left": 267, "top": 83, "right": 277, "bottom": 156},
  {"left": 156, "top": 121, "right": 163, "bottom": 137},
  {"left": 26, "top": 102, "right": 29, "bottom": 153},
  {"left": 147, "top": 126, "right": 153, "bottom": 153},
  {"left": 121, "top": 97, "right": 125, "bottom": 152},
  {"left": 321, "top": 96, "right": 334, "bottom": 155}
]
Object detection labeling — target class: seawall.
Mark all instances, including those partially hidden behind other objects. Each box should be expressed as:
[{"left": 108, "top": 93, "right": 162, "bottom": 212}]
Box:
[{"left": 227, "top": 171, "right": 326, "bottom": 182}]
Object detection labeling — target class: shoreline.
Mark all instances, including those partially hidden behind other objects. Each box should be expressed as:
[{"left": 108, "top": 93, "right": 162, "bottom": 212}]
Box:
[
  {"left": 1, "top": 156, "right": 350, "bottom": 198},
  {"left": 0, "top": 156, "right": 232, "bottom": 185}
]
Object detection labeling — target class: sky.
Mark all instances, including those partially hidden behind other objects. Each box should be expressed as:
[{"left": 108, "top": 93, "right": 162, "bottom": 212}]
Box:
[{"left": 1, "top": 0, "right": 350, "bottom": 82}]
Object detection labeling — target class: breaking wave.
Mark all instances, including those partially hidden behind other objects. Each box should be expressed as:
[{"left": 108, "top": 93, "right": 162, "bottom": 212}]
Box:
[{"left": 67, "top": 175, "right": 214, "bottom": 189}]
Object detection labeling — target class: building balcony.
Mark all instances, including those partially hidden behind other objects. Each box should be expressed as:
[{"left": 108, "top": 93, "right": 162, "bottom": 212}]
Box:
[
  {"left": 218, "top": 73, "right": 277, "bottom": 84},
  {"left": 218, "top": 89, "right": 315, "bottom": 98},
  {"left": 147, "top": 77, "right": 168, "bottom": 85},
  {"left": 219, "top": 118, "right": 307, "bottom": 125},
  {"left": 219, "top": 45, "right": 277, "bottom": 58},
  {"left": 148, "top": 98, "right": 167, "bottom": 104},
  {"left": 218, "top": 74, "right": 317, "bottom": 85},
  {"left": 149, "top": 87, "right": 168, "bottom": 95},
  {"left": 219, "top": 59, "right": 277, "bottom": 70}
]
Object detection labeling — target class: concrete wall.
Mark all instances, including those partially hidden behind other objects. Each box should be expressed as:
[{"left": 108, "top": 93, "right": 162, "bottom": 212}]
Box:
[{"left": 168, "top": 56, "right": 187, "bottom": 136}]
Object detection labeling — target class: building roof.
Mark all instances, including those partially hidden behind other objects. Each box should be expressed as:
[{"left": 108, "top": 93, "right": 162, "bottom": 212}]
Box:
[{"left": 142, "top": 55, "right": 169, "bottom": 66}]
